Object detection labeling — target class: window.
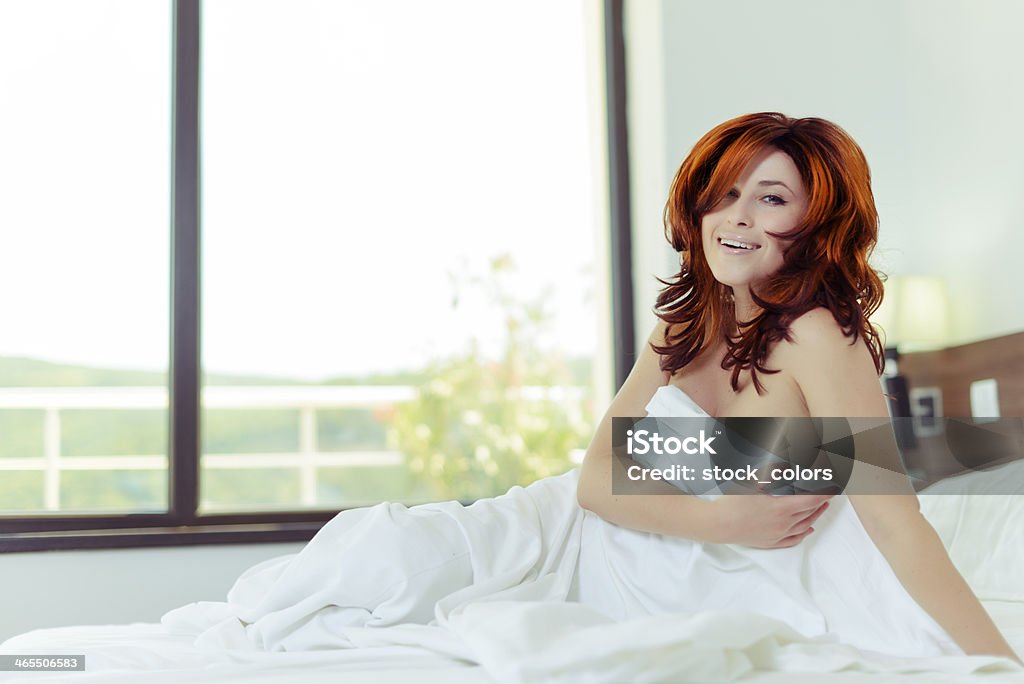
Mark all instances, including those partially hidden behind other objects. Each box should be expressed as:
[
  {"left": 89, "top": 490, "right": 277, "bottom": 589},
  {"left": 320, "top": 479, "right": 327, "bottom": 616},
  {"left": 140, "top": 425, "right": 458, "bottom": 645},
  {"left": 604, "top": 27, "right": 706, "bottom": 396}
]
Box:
[
  {"left": 0, "top": 0, "right": 632, "bottom": 550},
  {"left": 0, "top": 0, "right": 171, "bottom": 514}
]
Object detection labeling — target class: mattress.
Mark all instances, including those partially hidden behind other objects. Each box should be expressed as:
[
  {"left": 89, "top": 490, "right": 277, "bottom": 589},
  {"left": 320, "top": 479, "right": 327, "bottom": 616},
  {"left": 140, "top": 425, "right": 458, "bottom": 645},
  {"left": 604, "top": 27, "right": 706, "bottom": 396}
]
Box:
[{"left": 2, "top": 599, "right": 1022, "bottom": 683}]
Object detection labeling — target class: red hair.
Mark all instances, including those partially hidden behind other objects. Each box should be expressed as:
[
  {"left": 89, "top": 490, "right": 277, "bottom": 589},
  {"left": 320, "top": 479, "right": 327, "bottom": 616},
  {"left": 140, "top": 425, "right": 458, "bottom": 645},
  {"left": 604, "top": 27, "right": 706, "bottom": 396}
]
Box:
[{"left": 652, "top": 112, "right": 885, "bottom": 393}]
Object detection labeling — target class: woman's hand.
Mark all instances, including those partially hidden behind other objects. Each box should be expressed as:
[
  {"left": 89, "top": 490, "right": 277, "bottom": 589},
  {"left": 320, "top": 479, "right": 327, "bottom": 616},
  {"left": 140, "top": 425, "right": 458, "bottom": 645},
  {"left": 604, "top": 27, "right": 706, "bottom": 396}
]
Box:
[{"left": 710, "top": 493, "right": 834, "bottom": 548}]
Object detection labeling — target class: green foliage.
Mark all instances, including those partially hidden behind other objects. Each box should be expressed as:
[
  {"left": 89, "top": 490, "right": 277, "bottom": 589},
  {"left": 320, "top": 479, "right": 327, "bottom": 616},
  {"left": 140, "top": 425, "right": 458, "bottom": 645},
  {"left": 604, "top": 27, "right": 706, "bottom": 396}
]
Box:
[
  {"left": 201, "top": 467, "right": 299, "bottom": 510},
  {"left": 59, "top": 470, "right": 166, "bottom": 511},
  {"left": 317, "top": 409, "right": 389, "bottom": 451},
  {"left": 0, "top": 258, "right": 595, "bottom": 510},
  {"left": 315, "top": 465, "right": 435, "bottom": 507},
  {"left": 62, "top": 410, "right": 166, "bottom": 457},
  {"left": 0, "top": 472, "right": 44, "bottom": 510},
  {"left": 0, "top": 410, "right": 43, "bottom": 459},
  {"left": 388, "top": 254, "right": 593, "bottom": 501},
  {"left": 202, "top": 410, "right": 299, "bottom": 454}
]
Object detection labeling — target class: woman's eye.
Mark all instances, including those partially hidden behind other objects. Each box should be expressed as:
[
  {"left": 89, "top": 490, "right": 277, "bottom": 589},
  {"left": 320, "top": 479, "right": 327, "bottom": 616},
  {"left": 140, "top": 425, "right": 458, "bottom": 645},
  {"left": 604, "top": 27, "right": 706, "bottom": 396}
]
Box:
[
  {"left": 711, "top": 189, "right": 739, "bottom": 208},
  {"left": 763, "top": 194, "right": 786, "bottom": 206}
]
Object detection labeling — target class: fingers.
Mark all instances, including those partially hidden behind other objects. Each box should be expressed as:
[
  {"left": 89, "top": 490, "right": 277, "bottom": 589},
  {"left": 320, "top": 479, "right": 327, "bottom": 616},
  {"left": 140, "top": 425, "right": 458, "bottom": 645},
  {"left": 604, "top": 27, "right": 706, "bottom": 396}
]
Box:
[
  {"left": 775, "top": 526, "right": 814, "bottom": 548},
  {"left": 805, "top": 492, "right": 836, "bottom": 506},
  {"left": 738, "top": 492, "right": 835, "bottom": 549},
  {"left": 782, "top": 501, "right": 828, "bottom": 535},
  {"left": 800, "top": 501, "right": 829, "bottom": 526},
  {"left": 784, "top": 493, "right": 834, "bottom": 517},
  {"left": 776, "top": 502, "right": 829, "bottom": 547}
]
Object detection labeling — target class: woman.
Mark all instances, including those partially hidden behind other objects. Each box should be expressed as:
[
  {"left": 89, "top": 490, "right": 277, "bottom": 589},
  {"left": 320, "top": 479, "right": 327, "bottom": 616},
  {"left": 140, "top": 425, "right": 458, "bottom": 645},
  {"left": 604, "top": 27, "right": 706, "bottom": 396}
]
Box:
[
  {"left": 167, "top": 113, "right": 1020, "bottom": 666},
  {"left": 576, "top": 112, "right": 1020, "bottom": 663}
]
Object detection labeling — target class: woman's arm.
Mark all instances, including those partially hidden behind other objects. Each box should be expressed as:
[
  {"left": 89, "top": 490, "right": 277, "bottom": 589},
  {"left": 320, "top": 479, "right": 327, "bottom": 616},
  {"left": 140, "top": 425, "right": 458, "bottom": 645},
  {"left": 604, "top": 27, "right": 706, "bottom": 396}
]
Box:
[
  {"left": 577, "top": 321, "right": 834, "bottom": 548},
  {"left": 855, "top": 500, "right": 1021, "bottom": 663},
  {"left": 784, "top": 309, "right": 1022, "bottom": 664},
  {"left": 576, "top": 320, "right": 724, "bottom": 540}
]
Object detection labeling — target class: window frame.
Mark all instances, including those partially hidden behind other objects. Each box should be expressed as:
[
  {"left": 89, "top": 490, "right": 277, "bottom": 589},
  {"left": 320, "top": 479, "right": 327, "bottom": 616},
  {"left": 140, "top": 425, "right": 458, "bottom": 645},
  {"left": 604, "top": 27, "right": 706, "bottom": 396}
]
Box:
[{"left": 0, "top": 0, "right": 634, "bottom": 553}]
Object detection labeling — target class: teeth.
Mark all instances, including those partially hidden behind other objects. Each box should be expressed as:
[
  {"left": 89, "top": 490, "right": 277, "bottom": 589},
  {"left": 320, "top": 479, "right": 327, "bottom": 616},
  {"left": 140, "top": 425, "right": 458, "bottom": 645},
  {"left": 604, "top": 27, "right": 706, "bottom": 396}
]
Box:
[{"left": 720, "top": 238, "right": 756, "bottom": 250}]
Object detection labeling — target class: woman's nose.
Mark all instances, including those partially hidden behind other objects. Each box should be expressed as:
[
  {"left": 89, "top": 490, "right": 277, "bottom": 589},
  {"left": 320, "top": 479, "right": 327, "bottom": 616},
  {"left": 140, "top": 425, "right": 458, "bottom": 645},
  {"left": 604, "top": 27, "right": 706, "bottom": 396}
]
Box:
[{"left": 728, "top": 199, "right": 753, "bottom": 227}]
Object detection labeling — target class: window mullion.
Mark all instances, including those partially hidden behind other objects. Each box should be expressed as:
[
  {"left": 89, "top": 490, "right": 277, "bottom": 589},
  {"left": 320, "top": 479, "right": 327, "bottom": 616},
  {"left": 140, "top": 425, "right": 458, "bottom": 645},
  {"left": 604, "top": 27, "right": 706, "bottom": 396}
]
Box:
[
  {"left": 603, "top": 0, "right": 635, "bottom": 390},
  {"left": 170, "top": 0, "right": 201, "bottom": 522}
]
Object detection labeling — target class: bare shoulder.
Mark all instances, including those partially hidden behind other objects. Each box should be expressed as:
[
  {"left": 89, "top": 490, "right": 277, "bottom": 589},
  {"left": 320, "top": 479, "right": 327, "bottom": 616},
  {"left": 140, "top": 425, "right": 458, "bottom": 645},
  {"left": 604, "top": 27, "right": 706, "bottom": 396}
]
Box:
[
  {"left": 771, "top": 307, "right": 861, "bottom": 366},
  {"left": 650, "top": 315, "right": 672, "bottom": 345},
  {"left": 772, "top": 307, "right": 887, "bottom": 417},
  {"left": 771, "top": 307, "right": 860, "bottom": 383},
  {"left": 783, "top": 307, "right": 854, "bottom": 348},
  {"left": 609, "top": 317, "right": 674, "bottom": 414}
]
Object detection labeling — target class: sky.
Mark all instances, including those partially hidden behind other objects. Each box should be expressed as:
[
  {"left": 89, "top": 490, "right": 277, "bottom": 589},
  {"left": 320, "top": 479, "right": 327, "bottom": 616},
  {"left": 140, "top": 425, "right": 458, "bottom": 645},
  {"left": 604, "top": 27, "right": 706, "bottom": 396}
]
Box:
[{"left": 0, "top": 0, "right": 600, "bottom": 382}]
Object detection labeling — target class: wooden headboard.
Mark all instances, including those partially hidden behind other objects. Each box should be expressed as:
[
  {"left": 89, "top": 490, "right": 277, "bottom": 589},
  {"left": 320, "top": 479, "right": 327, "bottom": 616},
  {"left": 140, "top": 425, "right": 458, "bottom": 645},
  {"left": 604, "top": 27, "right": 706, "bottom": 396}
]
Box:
[{"left": 899, "top": 331, "right": 1024, "bottom": 417}]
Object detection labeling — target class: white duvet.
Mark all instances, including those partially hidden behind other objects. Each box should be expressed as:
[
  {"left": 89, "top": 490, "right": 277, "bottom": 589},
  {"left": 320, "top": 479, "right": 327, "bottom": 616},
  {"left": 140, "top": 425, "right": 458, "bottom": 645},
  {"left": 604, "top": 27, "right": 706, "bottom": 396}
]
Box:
[{"left": 4, "top": 386, "right": 1023, "bottom": 682}]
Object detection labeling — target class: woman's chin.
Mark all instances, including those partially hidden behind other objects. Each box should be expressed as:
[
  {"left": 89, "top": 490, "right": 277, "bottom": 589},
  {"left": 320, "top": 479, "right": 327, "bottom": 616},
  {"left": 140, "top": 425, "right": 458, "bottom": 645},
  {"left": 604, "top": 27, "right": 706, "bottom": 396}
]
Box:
[{"left": 710, "top": 272, "right": 752, "bottom": 290}]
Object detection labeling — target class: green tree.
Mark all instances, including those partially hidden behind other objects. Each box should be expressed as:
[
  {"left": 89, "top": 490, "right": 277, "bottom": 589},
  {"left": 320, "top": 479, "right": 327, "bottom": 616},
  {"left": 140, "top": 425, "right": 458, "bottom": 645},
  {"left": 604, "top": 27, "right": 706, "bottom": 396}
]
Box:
[{"left": 388, "top": 254, "right": 593, "bottom": 501}]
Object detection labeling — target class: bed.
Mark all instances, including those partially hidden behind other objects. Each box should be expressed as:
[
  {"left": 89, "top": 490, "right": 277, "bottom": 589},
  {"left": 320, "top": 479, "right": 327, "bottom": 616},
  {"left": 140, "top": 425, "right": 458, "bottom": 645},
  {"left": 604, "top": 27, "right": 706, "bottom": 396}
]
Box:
[
  {"left": 2, "top": 458, "right": 1024, "bottom": 683},
  {"left": 1, "top": 601, "right": 1023, "bottom": 683}
]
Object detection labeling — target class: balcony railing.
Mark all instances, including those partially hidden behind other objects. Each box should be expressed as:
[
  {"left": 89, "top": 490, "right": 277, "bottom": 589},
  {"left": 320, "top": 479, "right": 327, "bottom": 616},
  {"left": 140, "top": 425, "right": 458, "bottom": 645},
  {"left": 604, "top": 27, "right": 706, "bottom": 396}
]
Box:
[
  {"left": 0, "top": 385, "right": 585, "bottom": 512},
  {"left": 0, "top": 385, "right": 414, "bottom": 511}
]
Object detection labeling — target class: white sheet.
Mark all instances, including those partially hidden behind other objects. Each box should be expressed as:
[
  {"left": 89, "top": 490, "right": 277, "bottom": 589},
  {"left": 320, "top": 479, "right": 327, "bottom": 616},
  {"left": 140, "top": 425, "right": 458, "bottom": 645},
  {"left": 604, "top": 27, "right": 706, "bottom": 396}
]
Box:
[
  {"left": 154, "top": 387, "right": 976, "bottom": 659},
  {"left": 4, "top": 385, "right": 1023, "bottom": 682},
  {"left": 3, "top": 601, "right": 1024, "bottom": 683}
]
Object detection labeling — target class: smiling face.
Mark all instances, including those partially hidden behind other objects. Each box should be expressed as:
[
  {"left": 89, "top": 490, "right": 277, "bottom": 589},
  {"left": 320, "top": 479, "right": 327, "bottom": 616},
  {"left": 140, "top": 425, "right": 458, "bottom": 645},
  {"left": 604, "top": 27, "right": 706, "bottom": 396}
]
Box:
[{"left": 700, "top": 147, "right": 809, "bottom": 309}]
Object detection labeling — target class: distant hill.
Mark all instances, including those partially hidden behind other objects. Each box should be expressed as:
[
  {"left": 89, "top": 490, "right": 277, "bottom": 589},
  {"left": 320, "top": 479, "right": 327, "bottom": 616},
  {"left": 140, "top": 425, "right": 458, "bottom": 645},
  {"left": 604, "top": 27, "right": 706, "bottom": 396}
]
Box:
[
  {"left": 0, "top": 356, "right": 319, "bottom": 387},
  {"left": 0, "top": 356, "right": 168, "bottom": 387},
  {"left": 0, "top": 355, "right": 592, "bottom": 388}
]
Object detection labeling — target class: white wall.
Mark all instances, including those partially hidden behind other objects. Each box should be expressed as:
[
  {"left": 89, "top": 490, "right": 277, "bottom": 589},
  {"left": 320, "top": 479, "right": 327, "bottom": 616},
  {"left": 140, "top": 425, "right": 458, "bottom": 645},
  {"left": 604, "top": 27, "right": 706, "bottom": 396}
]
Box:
[
  {"left": 626, "top": 0, "right": 1024, "bottom": 348},
  {"left": 0, "top": 542, "right": 303, "bottom": 643}
]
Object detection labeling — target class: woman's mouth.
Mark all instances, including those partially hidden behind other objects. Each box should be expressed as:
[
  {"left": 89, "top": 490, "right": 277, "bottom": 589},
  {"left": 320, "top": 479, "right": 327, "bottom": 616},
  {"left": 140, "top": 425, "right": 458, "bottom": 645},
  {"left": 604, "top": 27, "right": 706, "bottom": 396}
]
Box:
[{"left": 718, "top": 237, "right": 761, "bottom": 254}]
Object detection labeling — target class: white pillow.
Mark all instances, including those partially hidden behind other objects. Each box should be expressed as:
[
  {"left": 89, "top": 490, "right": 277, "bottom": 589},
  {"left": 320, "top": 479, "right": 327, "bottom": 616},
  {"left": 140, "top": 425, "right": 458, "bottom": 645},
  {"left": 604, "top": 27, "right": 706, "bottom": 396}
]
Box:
[{"left": 918, "top": 459, "right": 1024, "bottom": 602}]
